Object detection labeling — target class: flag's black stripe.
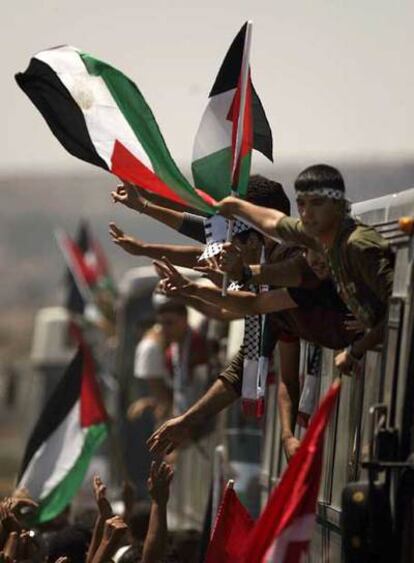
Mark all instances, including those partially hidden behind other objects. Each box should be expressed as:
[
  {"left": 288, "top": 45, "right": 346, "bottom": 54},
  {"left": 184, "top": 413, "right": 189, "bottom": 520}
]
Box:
[
  {"left": 209, "top": 23, "right": 247, "bottom": 97},
  {"left": 66, "top": 221, "right": 90, "bottom": 314},
  {"left": 252, "top": 85, "right": 273, "bottom": 162},
  {"left": 15, "top": 58, "right": 108, "bottom": 170},
  {"left": 18, "top": 349, "right": 83, "bottom": 480}
]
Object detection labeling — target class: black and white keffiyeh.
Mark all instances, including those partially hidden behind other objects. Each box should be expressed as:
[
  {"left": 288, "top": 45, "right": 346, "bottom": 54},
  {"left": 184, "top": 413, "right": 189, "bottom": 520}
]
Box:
[
  {"left": 198, "top": 215, "right": 250, "bottom": 262},
  {"left": 201, "top": 216, "right": 271, "bottom": 418}
]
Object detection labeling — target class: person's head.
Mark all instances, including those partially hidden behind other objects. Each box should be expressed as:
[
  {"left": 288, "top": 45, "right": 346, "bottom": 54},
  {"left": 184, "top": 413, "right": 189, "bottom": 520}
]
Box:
[
  {"left": 46, "top": 524, "right": 91, "bottom": 563},
  {"left": 233, "top": 228, "right": 264, "bottom": 263},
  {"left": 246, "top": 175, "right": 291, "bottom": 215},
  {"left": 305, "top": 249, "right": 329, "bottom": 280},
  {"left": 233, "top": 175, "right": 290, "bottom": 258},
  {"left": 154, "top": 296, "right": 188, "bottom": 344},
  {"left": 294, "top": 164, "right": 347, "bottom": 238}
]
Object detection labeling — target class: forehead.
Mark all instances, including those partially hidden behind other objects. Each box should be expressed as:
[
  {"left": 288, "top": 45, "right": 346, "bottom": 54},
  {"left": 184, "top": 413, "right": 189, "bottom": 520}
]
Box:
[{"left": 295, "top": 193, "right": 329, "bottom": 204}]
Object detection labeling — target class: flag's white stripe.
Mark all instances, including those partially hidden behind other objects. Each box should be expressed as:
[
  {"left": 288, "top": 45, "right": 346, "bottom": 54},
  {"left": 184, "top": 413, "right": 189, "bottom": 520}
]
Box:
[
  {"left": 19, "top": 401, "right": 86, "bottom": 501},
  {"left": 192, "top": 89, "right": 235, "bottom": 161},
  {"left": 35, "top": 46, "right": 153, "bottom": 171},
  {"left": 264, "top": 513, "right": 315, "bottom": 563}
]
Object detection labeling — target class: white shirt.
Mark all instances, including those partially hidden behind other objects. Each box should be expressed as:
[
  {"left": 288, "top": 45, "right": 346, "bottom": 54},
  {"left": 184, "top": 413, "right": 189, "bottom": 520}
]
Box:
[{"left": 134, "top": 334, "right": 168, "bottom": 381}]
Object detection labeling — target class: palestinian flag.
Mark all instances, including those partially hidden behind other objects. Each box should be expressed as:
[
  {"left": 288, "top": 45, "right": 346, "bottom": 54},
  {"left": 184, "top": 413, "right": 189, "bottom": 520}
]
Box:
[
  {"left": 17, "top": 346, "right": 108, "bottom": 523},
  {"left": 65, "top": 222, "right": 91, "bottom": 315},
  {"left": 63, "top": 221, "right": 117, "bottom": 315},
  {"left": 16, "top": 46, "right": 215, "bottom": 214},
  {"left": 192, "top": 22, "right": 273, "bottom": 201}
]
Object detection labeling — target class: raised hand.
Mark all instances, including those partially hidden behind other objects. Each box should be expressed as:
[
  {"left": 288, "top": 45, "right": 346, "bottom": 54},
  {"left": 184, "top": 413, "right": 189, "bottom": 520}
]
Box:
[
  {"left": 3, "top": 493, "right": 38, "bottom": 517},
  {"left": 215, "top": 196, "right": 239, "bottom": 219},
  {"left": 111, "top": 182, "right": 147, "bottom": 212},
  {"left": 109, "top": 222, "right": 144, "bottom": 256},
  {"left": 102, "top": 515, "right": 128, "bottom": 544},
  {"left": 93, "top": 475, "right": 113, "bottom": 519},
  {"left": 147, "top": 461, "right": 174, "bottom": 505},
  {"left": 153, "top": 258, "right": 193, "bottom": 296},
  {"left": 91, "top": 516, "right": 128, "bottom": 563},
  {"left": 218, "top": 242, "right": 244, "bottom": 279},
  {"left": 147, "top": 414, "right": 192, "bottom": 457}
]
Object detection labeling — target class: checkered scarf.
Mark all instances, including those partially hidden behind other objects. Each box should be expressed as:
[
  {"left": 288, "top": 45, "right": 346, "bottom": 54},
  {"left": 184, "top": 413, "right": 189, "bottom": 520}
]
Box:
[{"left": 201, "top": 216, "right": 271, "bottom": 417}]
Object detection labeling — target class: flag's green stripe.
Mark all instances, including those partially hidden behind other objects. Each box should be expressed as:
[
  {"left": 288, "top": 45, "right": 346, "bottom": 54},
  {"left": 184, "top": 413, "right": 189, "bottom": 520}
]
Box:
[
  {"left": 79, "top": 54, "right": 213, "bottom": 214},
  {"left": 35, "top": 423, "right": 108, "bottom": 524},
  {"left": 191, "top": 147, "right": 233, "bottom": 201},
  {"left": 235, "top": 152, "right": 251, "bottom": 198}
]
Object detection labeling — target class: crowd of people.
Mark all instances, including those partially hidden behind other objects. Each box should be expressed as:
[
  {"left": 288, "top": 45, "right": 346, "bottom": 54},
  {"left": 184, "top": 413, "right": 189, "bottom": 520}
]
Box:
[
  {"left": 112, "top": 164, "right": 393, "bottom": 462},
  {"left": 2, "top": 164, "right": 395, "bottom": 561}
]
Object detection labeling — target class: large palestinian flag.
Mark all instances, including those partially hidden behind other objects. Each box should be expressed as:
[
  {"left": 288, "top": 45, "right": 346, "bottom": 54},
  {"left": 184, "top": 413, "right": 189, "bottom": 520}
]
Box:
[
  {"left": 192, "top": 22, "right": 273, "bottom": 201},
  {"left": 18, "top": 346, "right": 108, "bottom": 523},
  {"left": 15, "top": 46, "right": 215, "bottom": 214}
]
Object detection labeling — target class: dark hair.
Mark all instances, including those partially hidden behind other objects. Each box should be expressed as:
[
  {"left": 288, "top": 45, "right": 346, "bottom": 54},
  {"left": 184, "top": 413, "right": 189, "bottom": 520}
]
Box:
[
  {"left": 46, "top": 524, "right": 91, "bottom": 563},
  {"left": 118, "top": 545, "right": 143, "bottom": 562},
  {"left": 156, "top": 300, "right": 188, "bottom": 317},
  {"left": 294, "top": 164, "right": 345, "bottom": 194},
  {"left": 246, "top": 175, "right": 291, "bottom": 215}
]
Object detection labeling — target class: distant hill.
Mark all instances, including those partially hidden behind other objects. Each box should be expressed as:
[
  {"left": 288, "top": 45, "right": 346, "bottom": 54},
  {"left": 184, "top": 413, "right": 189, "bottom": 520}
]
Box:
[{"left": 1, "top": 157, "right": 414, "bottom": 360}]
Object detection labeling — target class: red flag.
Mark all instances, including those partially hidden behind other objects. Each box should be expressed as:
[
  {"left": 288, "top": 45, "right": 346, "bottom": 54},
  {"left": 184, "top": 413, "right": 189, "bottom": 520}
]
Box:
[
  {"left": 205, "top": 481, "right": 254, "bottom": 563},
  {"left": 241, "top": 379, "right": 341, "bottom": 563}
]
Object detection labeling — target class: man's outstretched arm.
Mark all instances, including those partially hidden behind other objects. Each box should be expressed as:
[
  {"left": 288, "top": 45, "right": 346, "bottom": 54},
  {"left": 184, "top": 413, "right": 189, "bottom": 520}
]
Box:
[
  {"left": 111, "top": 182, "right": 207, "bottom": 242},
  {"left": 217, "top": 196, "right": 286, "bottom": 239},
  {"left": 155, "top": 257, "right": 298, "bottom": 315},
  {"left": 147, "top": 377, "right": 239, "bottom": 457},
  {"left": 110, "top": 223, "right": 203, "bottom": 268}
]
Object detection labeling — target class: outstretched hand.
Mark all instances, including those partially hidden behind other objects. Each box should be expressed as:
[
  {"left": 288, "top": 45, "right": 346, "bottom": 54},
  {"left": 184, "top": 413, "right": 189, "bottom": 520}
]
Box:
[
  {"left": 218, "top": 242, "right": 244, "bottom": 279},
  {"left": 147, "top": 414, "right": 192, "bottom": 457},
  {"left": 111, "top": 182, "right": 147, "bottom": 212},
  {"left": 93, "top": 475, "right": 113, "bottom": 520},
  {"left": 153, "top": 257, "right": 193, "bottom": 296},
  {"left": 109, "top": 223, "right": 144, "bottom": 256},
  {"left": 147, "top": 461, "right": 174, "bottom": 505},
  {"left": 215, "top": 196, "right": 239, "bottom": 219}
]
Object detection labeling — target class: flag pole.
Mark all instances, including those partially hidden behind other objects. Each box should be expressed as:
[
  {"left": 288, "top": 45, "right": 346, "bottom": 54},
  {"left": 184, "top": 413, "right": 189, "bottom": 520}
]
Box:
[{"left": 222, "top": 20, "right": 253, "bottom": 296}]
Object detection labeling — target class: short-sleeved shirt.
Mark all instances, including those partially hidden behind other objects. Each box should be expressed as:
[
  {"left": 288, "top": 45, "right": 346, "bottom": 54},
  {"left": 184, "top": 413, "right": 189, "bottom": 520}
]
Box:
[
  {"left": 134, "top": 335, "right": 168, "bottom": 381},
  {"left": 274, "top": 216, "right": 394, "bottom": 328},
  {"left": 220, "top": 280, "right": 355, "bottom": 395},
  {"left": 178, "top": 212, "right": 206, "bottom": 243}
]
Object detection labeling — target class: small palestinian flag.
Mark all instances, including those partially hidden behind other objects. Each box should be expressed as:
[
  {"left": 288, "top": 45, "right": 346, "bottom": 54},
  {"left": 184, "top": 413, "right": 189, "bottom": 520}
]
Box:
[
  {"left": 15, "top": 46, "right": 215, "bottom": 214},
  {"left": 192, "top": 22, "right": 273, "bottom": 201},
  {"left": 17, "top": 346, "right": 108, "bottom": 523},
  {"left": 65, "top": 222, "right": 91, "bottom": 315}
]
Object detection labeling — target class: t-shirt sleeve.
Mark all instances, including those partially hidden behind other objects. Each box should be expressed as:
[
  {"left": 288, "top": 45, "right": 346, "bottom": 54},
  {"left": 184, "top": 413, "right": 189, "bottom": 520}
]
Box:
[
  {"left": 178, "top": 212, "right": 207, "bottom": 243},
  {"left": 218, "top": 346, "right": 244, "bottom": 396},
  {"left": 134, "top": 337, "right": 168, "bottom": 380},
  {"left": 274, "top": 217, "right": 320, "bottom": 250},
  {"left": 349, "top": 234, "right": 394, "bottom": 306}
]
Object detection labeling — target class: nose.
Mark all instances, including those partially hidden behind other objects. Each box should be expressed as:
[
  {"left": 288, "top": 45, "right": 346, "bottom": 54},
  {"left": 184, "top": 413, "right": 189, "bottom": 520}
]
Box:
[{"left": 300, "top": 203, "right": 313, "bottom": 222}]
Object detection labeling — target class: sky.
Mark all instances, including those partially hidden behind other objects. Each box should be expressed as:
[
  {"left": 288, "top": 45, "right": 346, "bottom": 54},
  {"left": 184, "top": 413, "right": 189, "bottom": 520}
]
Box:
[{"left": 1, "top": 0, "right": 414, "bottom": 175}]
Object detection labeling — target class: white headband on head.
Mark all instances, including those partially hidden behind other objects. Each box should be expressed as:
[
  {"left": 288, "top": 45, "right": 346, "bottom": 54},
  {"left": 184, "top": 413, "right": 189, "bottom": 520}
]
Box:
[{"left": 295, "top": 187, "right": 345, "bottom": 200}]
